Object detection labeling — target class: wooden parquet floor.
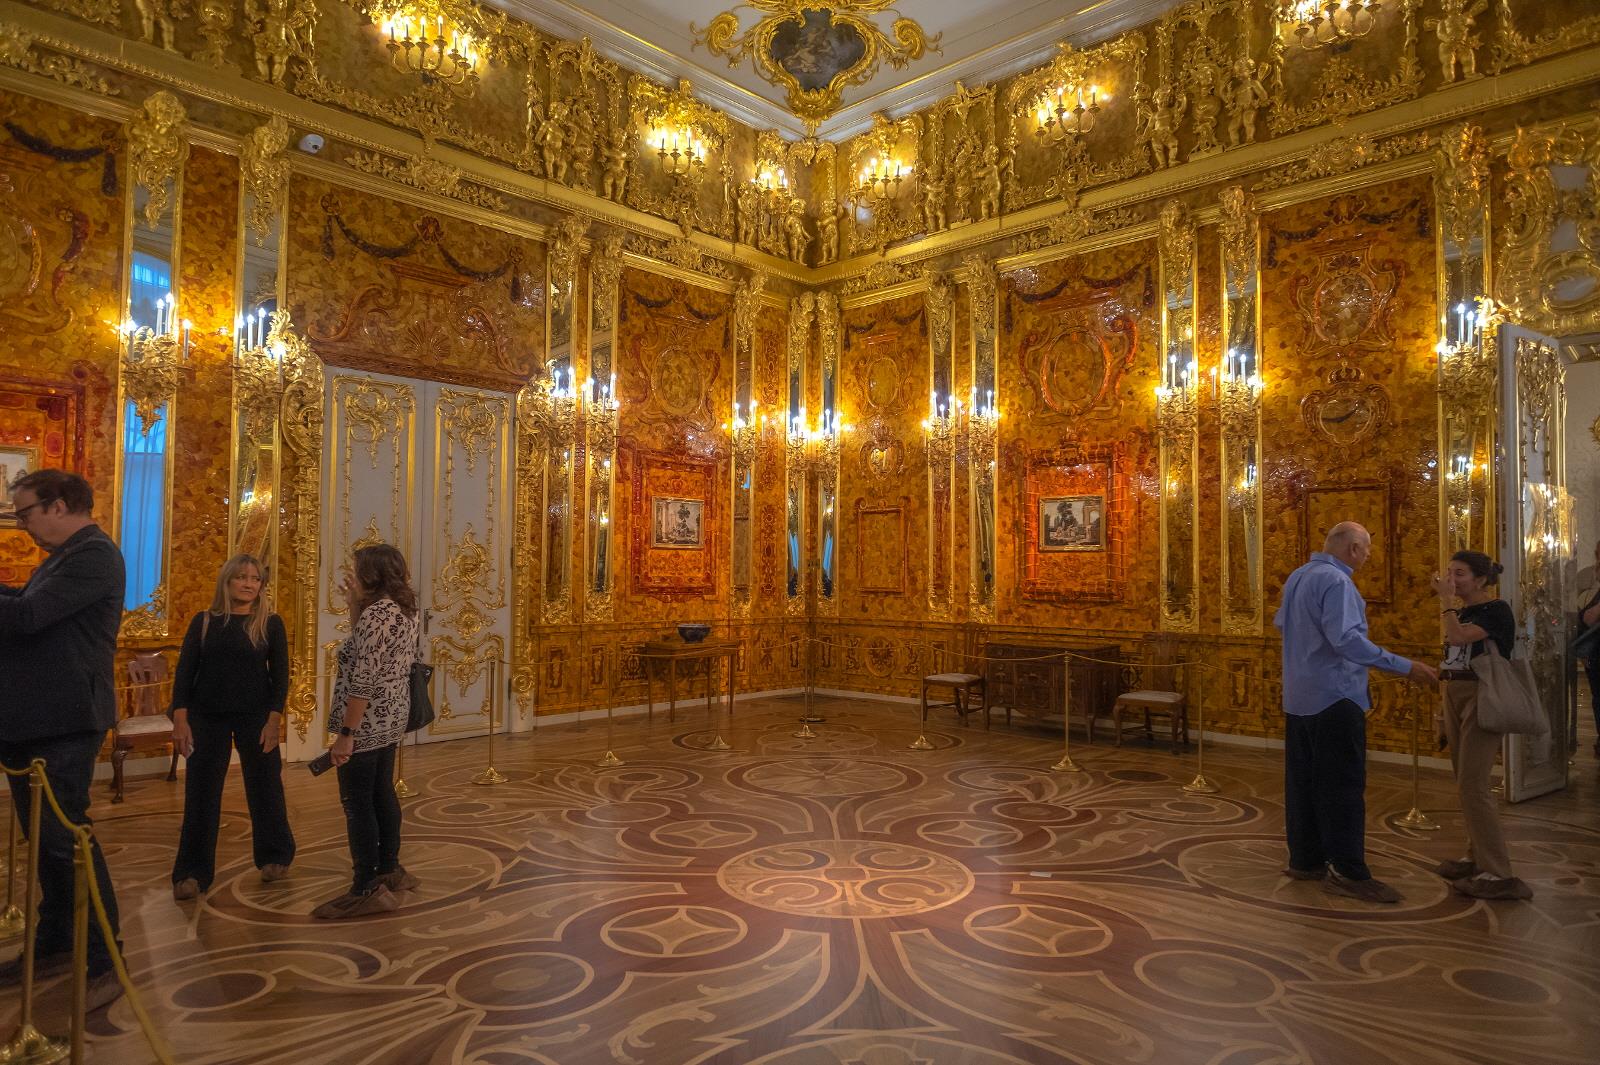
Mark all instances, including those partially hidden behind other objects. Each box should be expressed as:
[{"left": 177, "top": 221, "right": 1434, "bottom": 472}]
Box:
[{"left": 6, "top": 694, "right": 1598, "bottom": 1064}]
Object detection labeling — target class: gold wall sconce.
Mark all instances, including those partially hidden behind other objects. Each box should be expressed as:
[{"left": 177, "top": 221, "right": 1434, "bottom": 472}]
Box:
[
  {"left": 119, "top": 293, "right": 192, "bottom": 432},
  {"left": 920, "top": 391, "right": 959, "bottom": 472},
  {"left": 854, "top": 155, "right": 912, "bottom": 213},
  {"left": 726, "top": 399, "right": 766, "bottom": 474},
  {"left": 1031, "top": 82, "right": 1105, "bottom": 142},
  {"left": 1277, "top": 0, "right": 1381, "bottom": 50},
  {"left": 374, "top": 1, "right": 482, "bottom": 95},
  {"left": 787, "top": 409, "right": 847, "bottom": 473}
]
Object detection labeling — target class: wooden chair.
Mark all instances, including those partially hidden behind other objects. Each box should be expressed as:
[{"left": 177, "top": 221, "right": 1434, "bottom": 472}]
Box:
[
  {"left": 920, "top": 649, "right": 987, "bottom": 730},
  {"left": 1110, "top": 635, "right": 1189, "bottom": 753},
  {"left": 112, "top": 653, "right": 178, "bottom": 803}
]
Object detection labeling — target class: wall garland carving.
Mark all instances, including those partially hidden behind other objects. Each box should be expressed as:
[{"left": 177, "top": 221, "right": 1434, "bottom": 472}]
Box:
[
  {"left": 1491, "top": 0, "right": 1600, "bottom": 74},
  {"left": 0, "top": 22, "right": 117, "bottom": 94},
  {"left": 241, "top": 116, "right": 290, "bottom": 246},
  {"left": 345, "top": 148, "right": 509, "bottom": 212}
]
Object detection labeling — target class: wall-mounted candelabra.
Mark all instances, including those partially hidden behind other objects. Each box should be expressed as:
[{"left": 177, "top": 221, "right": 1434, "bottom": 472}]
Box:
[
  {"left": 1278, "top": 0, "right": 1381, "bottom": 50},
  {"left": 921, "top": 391, "right": 960, "bottom": 476},
  {"left": 375, "top": 2, "right": 482, "bottom": 95},
  {"left": 1436, "top": 296, "right": 1497, "bottom": 550},
  {"left": 120, "top": 293, "right": 192, "bottom": 433},
  {"left": 727, "top": 399, "right": 766, "bottom": 475},
  {"left": 786, "top": 408, "right": 847, "bottom": 473},
  {"left": 1032, "top": 82, "right": 1104, "bottom": 142}
]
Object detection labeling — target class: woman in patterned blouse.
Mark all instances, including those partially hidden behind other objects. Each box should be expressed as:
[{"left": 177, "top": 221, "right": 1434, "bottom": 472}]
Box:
[{"left": 313, "top": 544, "right": 421, "bottom": 919}]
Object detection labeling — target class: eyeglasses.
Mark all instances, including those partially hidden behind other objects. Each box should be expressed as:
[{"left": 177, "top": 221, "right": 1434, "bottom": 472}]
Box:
[{"left": 12, "top": 500, "right": 47, "bottom": 523}]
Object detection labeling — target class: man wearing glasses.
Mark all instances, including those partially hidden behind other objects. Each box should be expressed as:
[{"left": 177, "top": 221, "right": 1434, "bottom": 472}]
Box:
[{"left": 0, "top": 469, "right": 125, "bottom": 1011}]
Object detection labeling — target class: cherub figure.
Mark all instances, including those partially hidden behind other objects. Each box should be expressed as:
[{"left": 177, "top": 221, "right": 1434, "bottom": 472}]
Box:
[
  {"left": 134, "top": 0, "right": 180, "bottom": 52},
  {"left": 735, "top": 182, "right": 760, "bottom": 245},
  {"left": 976, "top": 145, "right": 1010, "bottom": 222},
  {"left": 537, "top": 101, "right": 570, "bottom": 184},
  {"left": 1189, "top": 62, "right": 1223, "bottom": 156},
  {"left": 816, "top": 201, "right": 843, "bottom": 265},
  {"left": 565, "top": 107, "right": 595, "bottom": 186},
  {"left": 600, "top": 131, "right": 628, "bottom": 202},
  {"left": 240, "top": 116, "right": 291, "bottom": 243},
  {"left": 783, "top": 199, "right": 809, "bottom": 264},
  {"left": 244, "top": 0, "right": 313, "bottom": 86},
  {"left": 949, "top": 138, "right": 975, "bottom": 221},
  {"left": 1140, "top": 85, "right": 1186, "bottom": 170},
  {"left": 195, "top": 0, "right": 233, "bottom": 67},
  {"left": 1425, "top": 0, "right": 1488, "bottom": 84},
  {"left": 1225, "top": 58, "right": 1268, "bottom": 147},
  {"left": 920, "top": 168, "right": 947, "bottom": 233}
]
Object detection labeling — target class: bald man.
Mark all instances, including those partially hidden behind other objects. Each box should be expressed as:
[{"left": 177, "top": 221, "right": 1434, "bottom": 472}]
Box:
[{"left": 1274, "top": 521, "right": 1437, "bottom": 903}]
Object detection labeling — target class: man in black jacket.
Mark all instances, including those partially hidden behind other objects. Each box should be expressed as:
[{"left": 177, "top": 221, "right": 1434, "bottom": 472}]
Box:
[{"left": 0, "top": 469, "right": 124, "bottom": 1010}]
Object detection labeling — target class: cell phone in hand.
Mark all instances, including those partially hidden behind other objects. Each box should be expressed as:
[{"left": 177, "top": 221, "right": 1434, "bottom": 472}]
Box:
[{"left": 307, "top": 750, "right": 334, "bottom": 776}]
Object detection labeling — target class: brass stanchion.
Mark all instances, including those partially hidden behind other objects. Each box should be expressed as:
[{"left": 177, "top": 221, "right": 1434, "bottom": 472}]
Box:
[
  {"left": 1051, "top": 654, "right": 1083, "bottom": 773},
  {"left": 0, "top": 765, "right": 69, "bottom": 1064},
  {"left": 1397, "top": 687, "right": 1440, "bottom": 830},
  {"left": 471, "top": 659, "right": 508, "bottom": 785},
  {"left": 1182, "top": 664, "right": 1218, "bottom": 794},
  {"left": 595, "top": 684, "right": 625, "bottom": 767},
  {"left": 394, "top": 732, "right": 418, "bottom": 799},
  {"left": 704, "top": 652, "right": 733, "bottom": 752},
  {"left": 908, "top": 646, "right": 934, "bottom": 751},
  {"left": 69, "top": 842, "right": 88, "bottom": 1064},
  {"left": 0, "top": 809, "right": 24, "bottom": 938}
]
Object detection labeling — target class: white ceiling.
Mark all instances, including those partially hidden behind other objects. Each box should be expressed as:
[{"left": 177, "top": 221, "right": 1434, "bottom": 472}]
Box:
[{"left": 493, "top": 0, "right": 1182, "bottom": 140}]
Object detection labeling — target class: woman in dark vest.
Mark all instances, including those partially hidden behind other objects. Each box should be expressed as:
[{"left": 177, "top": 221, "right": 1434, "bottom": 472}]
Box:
[
  {"left": 1431, "top": 550, "right": 1530, "bottom": 901},
  {"left": 170, "top": 554, "right": 294, "bottom": 899}
]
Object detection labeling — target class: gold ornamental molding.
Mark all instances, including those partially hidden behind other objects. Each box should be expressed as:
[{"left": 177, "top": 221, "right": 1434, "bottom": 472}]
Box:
[
  {"left": 240, "top": 115, "right": 291, "bottom": 244},
  {"left": 128, "top": 88, "right": 189, "bottom": 227},
  {"left": 693, "top": 1, "right": 940, "bottom": 135}
]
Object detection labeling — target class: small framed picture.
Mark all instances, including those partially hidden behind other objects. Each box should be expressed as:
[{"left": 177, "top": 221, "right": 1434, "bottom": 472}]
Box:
[
  {"left": 1039, "top": 494, "right": 1105, "bottom": 552},
  {"left": 652, "top": 497, "right": 705, "bottom": 549},
  {"left": 0, "top": 445, "right": 41, "bottom": 527}
]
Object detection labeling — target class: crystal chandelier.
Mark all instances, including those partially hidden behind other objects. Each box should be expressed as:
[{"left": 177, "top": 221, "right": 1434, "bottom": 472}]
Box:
[
  {"left": 1278, "top": 0, "right": 1381, "bottom": 50},
  {"left": 377, "top": 3, "right": 481, "bottom": 94}
]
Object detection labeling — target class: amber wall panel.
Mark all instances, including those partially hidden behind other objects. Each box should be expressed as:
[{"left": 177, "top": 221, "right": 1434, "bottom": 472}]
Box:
[
  {"left": 838, "top": 294, "right": 928, "bottom": 621},
  {"left": 1259, "top": 178, "right": 1439, "bottom": 659},
  {"left": 168, "top": 147, "right": 237, "bottom": 627},
  {"left": 0, "top": 98, "right": 122, "bottom": 583},
  {"left": 995, "top": 241, "right": 1162, "bottom": 632},
  {"left": 611, "top": 268, "right": 733, "bottom": 625},
  {"left": 285, "top": 177, "right": 546, "bottom": 392}
]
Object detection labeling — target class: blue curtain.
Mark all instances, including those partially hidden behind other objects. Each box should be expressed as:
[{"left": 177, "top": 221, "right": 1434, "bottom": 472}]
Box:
[{"left": 119, "top": 398, "right": 168, "bottom": 611}]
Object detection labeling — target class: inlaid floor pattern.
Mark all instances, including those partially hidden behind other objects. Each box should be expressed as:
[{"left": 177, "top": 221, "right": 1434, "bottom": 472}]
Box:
[{"left": 5, "top": 695, "right": 1598, "bottom": 1064}]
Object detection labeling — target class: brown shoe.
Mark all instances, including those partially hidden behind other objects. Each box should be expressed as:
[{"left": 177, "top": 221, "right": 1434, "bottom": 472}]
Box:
[
  {"left": 172, "top": 878, "right": 201, "bottom": 901},
  {"left": 86, "top": 970, "right": 124, "bottom": 1012},
  {"left": 373, "top": 867, "right": 419, "bottom": 893},
  {"left": 1452, "top": 874, "right": 1533, "bottom": 901},
  {"left": 259, "top": 863, "right": 290, "bottom": 883},
  {"left": 1323, "top": 869, "right": 1403, "bottom": 903},
  {"left": 1283, "top": 865, "right": 1326, "bottom": 881},
  {"left": 1433, "top": 858, "right": 1476, "bottom": 881},
  {"left": 312, "top": 885, "right": 398, "bottom": 920}
]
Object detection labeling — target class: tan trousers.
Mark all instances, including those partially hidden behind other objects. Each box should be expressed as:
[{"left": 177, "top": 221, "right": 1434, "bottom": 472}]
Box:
[{"left": 1441, "top": 679, "right": 1513, "bottom": 878}]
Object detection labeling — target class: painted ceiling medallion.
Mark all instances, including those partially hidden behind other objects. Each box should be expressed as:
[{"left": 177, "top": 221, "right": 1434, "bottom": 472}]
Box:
[{"left": 693, "top": 2, "right": 940, "bottom": 133}]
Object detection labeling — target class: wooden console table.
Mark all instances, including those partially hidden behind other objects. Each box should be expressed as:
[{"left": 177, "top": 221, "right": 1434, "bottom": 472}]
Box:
[
  {"left": 983, "top": 642, "right": 1123, "bottom": 741},
  {"left": 640, "top": 637, "right": 739, "bottom": 723}
]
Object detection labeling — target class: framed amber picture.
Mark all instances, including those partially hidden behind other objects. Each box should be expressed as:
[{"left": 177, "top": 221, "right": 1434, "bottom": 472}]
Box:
[
  {"left": 0, "top": 445, "right": 40, "bottom": 527},
  {"left": 1039, "top": 494, "right": 1104, "bottom": 552},
  {"left": 652, "top": 497, "right": 705, "bottom": 549}
]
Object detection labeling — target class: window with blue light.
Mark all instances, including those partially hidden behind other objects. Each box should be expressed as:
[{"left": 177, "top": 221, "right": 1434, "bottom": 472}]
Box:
[{"left": 119, "top": 399, "right": 168, "bottom": 611}]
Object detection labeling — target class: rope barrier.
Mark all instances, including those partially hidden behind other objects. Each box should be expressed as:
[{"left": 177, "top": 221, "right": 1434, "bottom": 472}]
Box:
[{"left": 0, "top": 760, "right": 175, "bottom": 1064}]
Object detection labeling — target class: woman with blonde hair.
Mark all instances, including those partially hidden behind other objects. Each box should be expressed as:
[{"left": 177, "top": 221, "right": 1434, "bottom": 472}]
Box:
[
  {"left": 313, "top": 543, "right": 420, "bottom": 919},
  {"left": 170, "top": 554, "right": 294, "bottom": 899}
]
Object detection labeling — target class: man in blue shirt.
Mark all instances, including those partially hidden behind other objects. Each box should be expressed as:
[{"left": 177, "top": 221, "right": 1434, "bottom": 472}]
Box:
[{"left": 1274, "top": 521, "right": 1437, "bottom": 903}]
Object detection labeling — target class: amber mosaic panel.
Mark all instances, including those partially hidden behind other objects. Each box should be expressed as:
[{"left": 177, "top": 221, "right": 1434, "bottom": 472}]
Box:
[
  {"left": 838, "top": 294, "right": 928, "bottom": 622},
  {"left": 1259, "top": 178, "right": 1440, "bottom": 654},
  {"left": 0, "top": 96, "right": 122, "bottom": 583},
  {"left": 285, "top": 177, "right": 546, "bottom": 392},
  {"left": 167, "top": 147, "right": 237, "bottom": 626},
  {"left": 997, "top": 241, "right": 1162, "bottom": 631}
]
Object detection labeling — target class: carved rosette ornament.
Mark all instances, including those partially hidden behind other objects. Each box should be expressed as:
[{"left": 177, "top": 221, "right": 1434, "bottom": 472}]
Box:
[
  {"left": 241, "top": 116, "right": 290, "bottom": 247},
  {"left": 128, "top": 90, "right": 189, "bottom": 229}
]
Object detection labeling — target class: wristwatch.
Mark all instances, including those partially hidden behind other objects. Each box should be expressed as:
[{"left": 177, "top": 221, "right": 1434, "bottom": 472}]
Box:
[{"left": 337, "top": 725, "right": 355, "bottom": 737}]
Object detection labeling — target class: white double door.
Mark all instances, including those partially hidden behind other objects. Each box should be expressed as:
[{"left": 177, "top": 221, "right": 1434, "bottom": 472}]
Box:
[{"left": 313, "top": 369, "right": 517, "bottom": 750}]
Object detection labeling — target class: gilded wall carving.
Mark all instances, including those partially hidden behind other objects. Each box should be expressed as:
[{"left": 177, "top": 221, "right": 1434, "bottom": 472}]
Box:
[
  {"left": 288, "top": 179, "right": 545, "bottom": 391},
  {"left": 1494, "top": 120, "right": 1600, "bottom": 339}
]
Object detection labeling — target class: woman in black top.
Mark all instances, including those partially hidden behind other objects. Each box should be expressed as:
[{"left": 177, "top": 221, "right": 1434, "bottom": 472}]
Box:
[
  {"left": 1431, "top": 550, "right": 1529, "bottom": 901},
  {"left": 1577, "top": 539, "right": 1600, "bottom": 757},
  {"left": 170, "top": 554, "right": 295, "bottom": 900}
]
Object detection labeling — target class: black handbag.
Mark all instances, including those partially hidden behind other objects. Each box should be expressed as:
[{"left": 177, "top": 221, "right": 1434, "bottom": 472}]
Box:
[{"left": 406, "top": 619, "right": 435, "bottom": 733}]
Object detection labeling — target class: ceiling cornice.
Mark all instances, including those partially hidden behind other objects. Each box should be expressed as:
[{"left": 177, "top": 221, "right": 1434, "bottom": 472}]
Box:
[{"left": 493, "top": 0, "right": 1182, "bottom": 143}]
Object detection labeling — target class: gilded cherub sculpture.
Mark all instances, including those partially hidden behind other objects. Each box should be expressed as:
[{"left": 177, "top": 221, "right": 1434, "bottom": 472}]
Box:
[
  {"left": 1425, "top": 0, "right": 1488, "bottom": 84},
  {"left": 1225, "top": 57, "right": 1269, "bottom": 147}
]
